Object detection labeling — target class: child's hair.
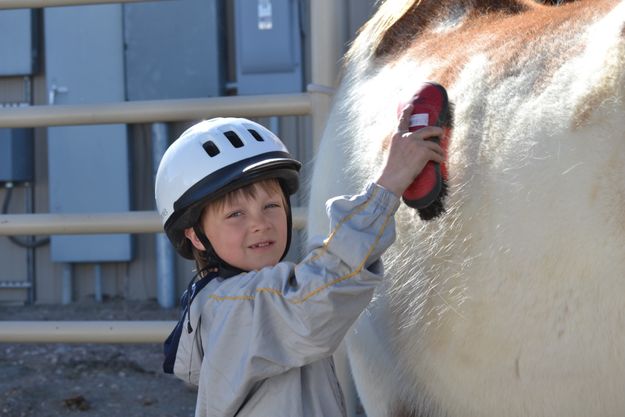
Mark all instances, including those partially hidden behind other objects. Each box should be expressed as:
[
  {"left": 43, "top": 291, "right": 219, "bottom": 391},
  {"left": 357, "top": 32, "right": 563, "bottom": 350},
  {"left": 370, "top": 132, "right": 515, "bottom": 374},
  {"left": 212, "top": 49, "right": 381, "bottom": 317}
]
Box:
[{"left": 190, "top": 178, "right": 288, "bottom": 273}]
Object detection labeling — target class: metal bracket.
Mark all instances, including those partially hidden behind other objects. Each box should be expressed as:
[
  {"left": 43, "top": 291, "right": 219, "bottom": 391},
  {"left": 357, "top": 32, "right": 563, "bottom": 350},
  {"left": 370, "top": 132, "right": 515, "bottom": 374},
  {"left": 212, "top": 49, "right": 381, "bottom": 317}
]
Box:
[{"left": 48, "top": 84, "right": 69, "bottom": 105}]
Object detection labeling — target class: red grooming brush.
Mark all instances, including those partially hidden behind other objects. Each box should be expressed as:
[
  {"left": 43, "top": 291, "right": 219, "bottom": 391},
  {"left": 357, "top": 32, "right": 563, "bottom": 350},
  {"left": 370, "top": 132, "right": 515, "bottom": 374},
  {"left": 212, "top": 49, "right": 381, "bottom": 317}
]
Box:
[{"left": 399, "top": 82, "right": 451, "bottom": 218}]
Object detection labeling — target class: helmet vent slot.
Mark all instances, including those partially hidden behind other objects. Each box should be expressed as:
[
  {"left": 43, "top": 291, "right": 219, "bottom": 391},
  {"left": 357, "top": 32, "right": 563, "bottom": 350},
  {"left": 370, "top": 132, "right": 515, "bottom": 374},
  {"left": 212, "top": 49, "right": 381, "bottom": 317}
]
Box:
[
  {"left": 248, "top": 129, "right": 264, "bottom": 142},
  {"left": 224, "top": 131, "right": 244, "bottom": 148},
  {"left": 202, "top": 140, "right": 220, "bottom": 157}
]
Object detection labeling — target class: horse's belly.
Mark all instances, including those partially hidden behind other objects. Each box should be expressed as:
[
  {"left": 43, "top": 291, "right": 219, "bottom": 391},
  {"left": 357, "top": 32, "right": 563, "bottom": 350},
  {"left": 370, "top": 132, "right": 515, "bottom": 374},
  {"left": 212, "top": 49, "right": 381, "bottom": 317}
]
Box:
[
  {"left": 381, "top": 183, "right": 625, "bottom": 416},
  {"left": 403, "top": 282, "right": 625, "bottom": 416}
]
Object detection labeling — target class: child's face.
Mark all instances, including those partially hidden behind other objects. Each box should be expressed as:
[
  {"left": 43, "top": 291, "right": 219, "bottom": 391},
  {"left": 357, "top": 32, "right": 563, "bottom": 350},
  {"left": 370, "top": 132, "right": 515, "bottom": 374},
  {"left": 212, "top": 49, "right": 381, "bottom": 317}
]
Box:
[{"left": 198, "top": 183, "right": 288, "bottom": 271}]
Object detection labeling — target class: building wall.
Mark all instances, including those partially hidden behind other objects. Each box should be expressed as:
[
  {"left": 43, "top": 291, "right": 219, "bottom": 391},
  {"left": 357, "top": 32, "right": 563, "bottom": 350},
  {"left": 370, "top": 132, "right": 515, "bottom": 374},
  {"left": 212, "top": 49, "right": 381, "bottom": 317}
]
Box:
[{"left": 0, "top": 0, "right": 378, "bottom": 305}]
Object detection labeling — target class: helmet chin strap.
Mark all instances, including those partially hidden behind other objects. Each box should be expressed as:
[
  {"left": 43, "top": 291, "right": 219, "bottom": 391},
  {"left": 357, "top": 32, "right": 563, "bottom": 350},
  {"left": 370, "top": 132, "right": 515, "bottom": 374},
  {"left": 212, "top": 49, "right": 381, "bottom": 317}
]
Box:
[
  {"left": 193, "top": 185, "right": 294, "bottom": 279},
  {"left": 192, "top": 224, "right": 245, "bottom": 279}
]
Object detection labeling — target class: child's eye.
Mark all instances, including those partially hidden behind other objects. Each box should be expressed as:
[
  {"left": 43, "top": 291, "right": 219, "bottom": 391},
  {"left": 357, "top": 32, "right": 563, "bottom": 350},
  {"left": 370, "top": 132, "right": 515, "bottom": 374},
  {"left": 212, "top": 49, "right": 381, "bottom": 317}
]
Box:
[
  {"left": 226, "top": 211, "right": 243, "bottom": 219},
  {"left": 265, "top": 202, "right": 281, "bottom": 209}
]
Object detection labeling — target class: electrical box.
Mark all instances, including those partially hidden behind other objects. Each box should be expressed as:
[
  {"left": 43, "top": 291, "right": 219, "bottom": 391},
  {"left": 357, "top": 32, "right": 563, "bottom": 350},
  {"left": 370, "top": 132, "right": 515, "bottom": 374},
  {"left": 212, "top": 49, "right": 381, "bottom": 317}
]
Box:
[
  {"left": 0, "top": 9, "right": 38, "bottom": 76},
  {"left": 45, "top": 5, "right": 132, "bottom": 263},
  {"left": 234, "top": 0, "right": 303, "bottom": 94},
  {"left": 0, "top": 128, "right": 33, "bottom": 184},
  {"left": 124, "top": 0, "right": 225, "bottom": 100}
]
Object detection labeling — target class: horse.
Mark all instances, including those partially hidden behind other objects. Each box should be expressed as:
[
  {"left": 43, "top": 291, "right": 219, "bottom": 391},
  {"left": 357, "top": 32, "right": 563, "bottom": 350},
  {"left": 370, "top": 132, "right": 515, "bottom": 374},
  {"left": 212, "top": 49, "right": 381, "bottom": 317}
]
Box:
[{"left": 307, "top": 1, "right": 625, "bottom": 416}]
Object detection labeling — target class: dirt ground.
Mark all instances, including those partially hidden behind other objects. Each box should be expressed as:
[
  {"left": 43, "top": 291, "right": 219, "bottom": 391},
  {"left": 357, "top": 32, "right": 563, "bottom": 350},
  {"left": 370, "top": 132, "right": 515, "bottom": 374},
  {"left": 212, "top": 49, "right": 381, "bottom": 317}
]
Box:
[{"left": 0, "top": 299, "right": 197, "bottom": 417}]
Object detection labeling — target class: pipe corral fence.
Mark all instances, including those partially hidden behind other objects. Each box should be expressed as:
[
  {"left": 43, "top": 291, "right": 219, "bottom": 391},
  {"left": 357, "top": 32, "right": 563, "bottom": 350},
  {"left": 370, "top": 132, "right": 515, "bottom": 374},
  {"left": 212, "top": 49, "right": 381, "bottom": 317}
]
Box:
[{"left": 0, "top": 0, "right": 341, "bottom": 343}]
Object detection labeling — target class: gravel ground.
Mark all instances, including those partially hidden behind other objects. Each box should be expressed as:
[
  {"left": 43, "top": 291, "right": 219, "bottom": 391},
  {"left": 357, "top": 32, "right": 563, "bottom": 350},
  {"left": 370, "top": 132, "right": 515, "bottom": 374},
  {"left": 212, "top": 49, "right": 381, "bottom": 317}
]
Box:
[{"left": 0, "top": 299, "right": 197, "bottom": 417}]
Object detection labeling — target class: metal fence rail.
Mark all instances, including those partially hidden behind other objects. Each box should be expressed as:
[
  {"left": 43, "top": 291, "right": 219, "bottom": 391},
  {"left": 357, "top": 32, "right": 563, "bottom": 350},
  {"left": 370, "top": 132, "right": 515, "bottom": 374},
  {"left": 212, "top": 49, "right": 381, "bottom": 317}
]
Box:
[
  {"left": 0, "top": 321, "right": 175, "bottom": 343},
  {"left": 0, "top": 207, "right": 307, "bottom": 235},
  {"left": 0, "top": 94, "right": 312, "bottom": 128},
  {"left": 0, "top": 0, "right": 147, "bottom": 9}
]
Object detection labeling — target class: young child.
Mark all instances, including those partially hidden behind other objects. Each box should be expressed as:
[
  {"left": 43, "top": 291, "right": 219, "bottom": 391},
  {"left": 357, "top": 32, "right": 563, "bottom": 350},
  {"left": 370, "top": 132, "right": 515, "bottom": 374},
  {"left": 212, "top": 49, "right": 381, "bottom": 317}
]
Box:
[{"left": 154, "top": 111, "right": 443, "bottom": 417}]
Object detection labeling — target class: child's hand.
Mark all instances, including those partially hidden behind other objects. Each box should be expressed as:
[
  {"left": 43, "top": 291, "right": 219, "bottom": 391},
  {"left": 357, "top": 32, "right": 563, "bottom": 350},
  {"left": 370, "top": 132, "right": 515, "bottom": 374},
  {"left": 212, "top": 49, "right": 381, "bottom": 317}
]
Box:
[{"left": 375, "top": 104, "right": 445, "bottom": 196}]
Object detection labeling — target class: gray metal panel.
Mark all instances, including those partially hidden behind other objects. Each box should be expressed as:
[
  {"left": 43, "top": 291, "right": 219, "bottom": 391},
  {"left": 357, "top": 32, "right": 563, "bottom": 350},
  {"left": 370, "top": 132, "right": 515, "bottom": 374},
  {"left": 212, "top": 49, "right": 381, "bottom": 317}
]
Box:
[
  {"left": 0, "top": 128, "right": 33, "bottom": 183},
  {"left": 124, "top": 0, "right": 224, "bottom": 100},
  {"left": 234, "top": 0, "right": 303, "bottom": 94},
  {"left": 45, "top": 5, "right": 125, "bottom": 104},
  {"left": 0, "top": 10, "right": 36, "bottom": 76},
  {"left": 45, "top": 5, "right": 132, "bottom": 263},
  {"left": 48, "top": 125, "right": 131, "bottom": 263}
]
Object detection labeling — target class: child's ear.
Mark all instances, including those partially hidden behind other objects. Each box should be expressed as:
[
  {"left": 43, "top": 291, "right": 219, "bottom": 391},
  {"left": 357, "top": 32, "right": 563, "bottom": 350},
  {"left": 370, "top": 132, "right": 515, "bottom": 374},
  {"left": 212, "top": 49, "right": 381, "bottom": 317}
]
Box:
[{"left": 184, "top": 227, "right": 206, "bottom": 251}]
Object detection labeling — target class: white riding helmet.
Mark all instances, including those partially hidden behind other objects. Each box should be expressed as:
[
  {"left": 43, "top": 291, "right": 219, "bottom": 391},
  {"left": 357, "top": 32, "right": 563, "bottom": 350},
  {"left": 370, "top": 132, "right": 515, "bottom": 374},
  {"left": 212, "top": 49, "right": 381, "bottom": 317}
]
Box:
[{"left": 155, "top": 117, "right": 301, "bottom": 259}]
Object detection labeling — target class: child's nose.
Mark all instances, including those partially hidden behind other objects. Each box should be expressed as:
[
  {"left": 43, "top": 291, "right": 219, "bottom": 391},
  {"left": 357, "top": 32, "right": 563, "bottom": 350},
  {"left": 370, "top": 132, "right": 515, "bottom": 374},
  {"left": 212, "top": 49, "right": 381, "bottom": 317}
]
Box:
[{"left": 250, "top": 212, "right": 271, "bottom": 231}]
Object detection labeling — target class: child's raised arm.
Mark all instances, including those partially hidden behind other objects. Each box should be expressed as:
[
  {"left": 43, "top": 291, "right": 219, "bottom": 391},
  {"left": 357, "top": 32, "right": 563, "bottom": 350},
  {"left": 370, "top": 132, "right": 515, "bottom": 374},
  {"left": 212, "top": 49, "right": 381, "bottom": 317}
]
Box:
[{"left": 376, "top": 104, "right": 445, "bottom": 196}]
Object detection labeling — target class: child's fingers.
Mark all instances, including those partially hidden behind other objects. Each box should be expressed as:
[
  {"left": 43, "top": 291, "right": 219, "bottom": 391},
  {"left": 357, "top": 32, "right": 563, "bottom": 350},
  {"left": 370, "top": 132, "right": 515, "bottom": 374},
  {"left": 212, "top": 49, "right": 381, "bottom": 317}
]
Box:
[
  {"left": 420, "top": 139, "right": 445, "bottom": 158},
  {"left": 423, "top": 144, "right": 445, "bottom": 163},
  {"left": 401, "top": 127, "right": 445, "bottom": 158},
  {"left": 397, "top": 104, "right": 413, "bottom": 134},
  {"left": 407, "top": 126, "right": 443, "bottom": 141}
]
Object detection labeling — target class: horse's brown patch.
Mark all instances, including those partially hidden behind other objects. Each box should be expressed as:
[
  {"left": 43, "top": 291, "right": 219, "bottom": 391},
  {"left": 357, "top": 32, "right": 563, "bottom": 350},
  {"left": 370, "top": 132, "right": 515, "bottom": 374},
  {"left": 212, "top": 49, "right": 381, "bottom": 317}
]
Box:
[
  {"left": 371, "top": 0, "right": 533, "bottom": 59},
  {"left": 353, "top": 0, "right": 618, "bottom": 94}
]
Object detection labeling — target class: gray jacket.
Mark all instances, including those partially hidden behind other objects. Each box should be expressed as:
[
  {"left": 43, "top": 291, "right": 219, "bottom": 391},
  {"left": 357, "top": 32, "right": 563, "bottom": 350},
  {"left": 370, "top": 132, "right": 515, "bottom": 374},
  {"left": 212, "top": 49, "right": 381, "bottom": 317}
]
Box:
[{"left": 172, "top": 183, "right": 400, "bottom": 417}]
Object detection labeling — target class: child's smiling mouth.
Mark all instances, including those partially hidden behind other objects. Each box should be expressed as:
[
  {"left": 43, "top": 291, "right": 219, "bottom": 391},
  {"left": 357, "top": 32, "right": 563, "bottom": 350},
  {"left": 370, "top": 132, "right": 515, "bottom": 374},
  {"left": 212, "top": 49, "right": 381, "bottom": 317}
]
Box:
[{"left": 249, "top": 241, "right": 274, "bottom": 249}]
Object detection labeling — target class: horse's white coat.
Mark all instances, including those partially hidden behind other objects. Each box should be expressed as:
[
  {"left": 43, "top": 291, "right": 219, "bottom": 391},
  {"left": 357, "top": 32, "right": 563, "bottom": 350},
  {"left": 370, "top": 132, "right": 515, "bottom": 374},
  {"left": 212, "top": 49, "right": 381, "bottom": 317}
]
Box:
[{"left": 308, "top": 1, "right": 625, "bottom": 416}]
